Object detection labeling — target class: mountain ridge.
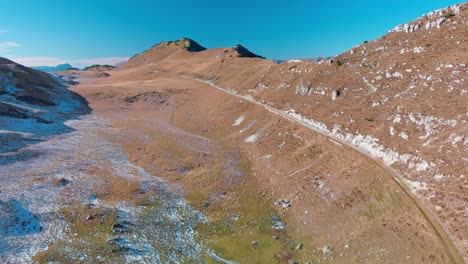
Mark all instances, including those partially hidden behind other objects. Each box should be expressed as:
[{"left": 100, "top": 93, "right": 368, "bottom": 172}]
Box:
[{"left": 33, "top": 63, "right": 74, "bottom": 72}]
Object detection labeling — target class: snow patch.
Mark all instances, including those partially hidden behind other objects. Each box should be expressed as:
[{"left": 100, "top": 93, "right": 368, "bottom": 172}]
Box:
[
  {"left": 404, "top": 179, "right": 429, "bottom": 193},
  {"left": 245, "top": 132, "right": 261, "bottom": 143},
  {"left": 295, "top": 81, "right": 310, "bottom": 96},
  {"left": 287, "top": 59, "right": 303, "bottom": 63},
  {"left": 413, "top": 47, "right": 425, "bottom": 53},
  {"left": 409, "top": 160, "right": 432, "bottom": 172},
  {"left": 399, "top": 131, "right": 409, "bottom": 140},
  {"left": 232, "top": 115, "right": 245, "bottom": 126}
]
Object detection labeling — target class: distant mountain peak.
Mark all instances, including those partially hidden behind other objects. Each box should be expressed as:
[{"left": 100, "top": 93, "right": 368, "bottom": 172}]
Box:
[{"left": 33, "top": 63, "right": 74, "bottom": 73}]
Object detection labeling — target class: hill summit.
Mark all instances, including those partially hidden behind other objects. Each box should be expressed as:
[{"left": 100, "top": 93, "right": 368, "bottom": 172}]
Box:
[
  {"left": 174, "top": 37, "right": 207, "bottom": 52},
  {"left": 124, "top": 37, "right": 265, "bottom": 69},
  {"left": 232, "top": 44, "right": 265, "bottom": 59}
]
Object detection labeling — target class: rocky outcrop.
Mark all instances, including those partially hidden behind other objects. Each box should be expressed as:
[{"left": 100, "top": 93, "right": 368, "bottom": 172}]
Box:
[{"left": 232, "top": 44, "right": 265, "bottom": 59}]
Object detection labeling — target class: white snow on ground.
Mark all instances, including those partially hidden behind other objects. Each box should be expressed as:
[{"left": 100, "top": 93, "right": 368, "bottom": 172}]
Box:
[
  {"left": 399, "top": 131, "right": 409, "bottom": 140},
  {"left": 0, "top": 79, "right": 90, "bottom": 154},
  {"left": 409, "top": 159, "right": 433, "bottom": 172},
  {"left": 232, "top": 114, "right": 245, "bottom": 126},
  {"left": 245, "top": 132, "right": 261, "bottom": 143},
  {"left": 0, "top": 114, "right": 233, "bottom": 263},
  {"left": 407, "top": 113, "right": 457, "bottom": 139},
  {"left": 404, "top": 179, "right": 429, "bottom": 193},
  {"left": 192, "top": 77, "right": 441, "bottom": 192},
  {"left": 0, "top": 101, "right": 46, "bottom": 114},
  {"left": 413, "top": 47, "right": 425, "bottom": 53},
  {"left": 0, "top": 130, "right": 34, "bottom": 137},
  {"left": 434, "top": 174, "right": 448, "bottom": 181},
  {"left": 209, "top": 250, "right": 239, "bottom": 264},
  {"left": 450, "top": 134, "right": 464, "bottom": 146}
]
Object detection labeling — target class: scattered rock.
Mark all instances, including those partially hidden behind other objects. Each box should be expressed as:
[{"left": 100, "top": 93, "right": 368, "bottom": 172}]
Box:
[
  {"left": 274, "top": 199, "right": 290, "bottom": 208},
  {"left": 124, "top": 91, "right": 167, "bottom": 107},
  {"left": 331, "top": 90, "right": 340, "bottom": 100},
  {"left": 251, "top": 240, "right": 259, "bottom": 245},
  {"left": 112, "top": 220, "right": 133, "bottom": 233},
  {"left": 228, "top": 213, "right": 240, "bottom": 221},
  {"left": 107, "top": 237, "right": 143, "bottom": 254},
  {"left": 272, "top": 215, "right": 286, "bottom": 230},
  {"left": 52, "top": 177, "right": 71, "bottom": 187},
  {"left": 178, "top": 165, "right": 189, "bottom": 174},
  {"left": 36, "top": 117, "right": 53, "bottom": 124},
  {"left": 320, "top": 245, "right": 335, "bottom": 257},
  {"left": 295, "top": 243, "right": 303, "bottom": 250}
]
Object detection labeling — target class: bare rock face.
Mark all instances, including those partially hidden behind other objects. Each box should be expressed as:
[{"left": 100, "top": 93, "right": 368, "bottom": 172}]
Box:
[
  {"left": 391, "top": 4, "right": 463, "bottom": 33},
  {"left": 176, "top": 38, "right": 207, "bottom": 52}
]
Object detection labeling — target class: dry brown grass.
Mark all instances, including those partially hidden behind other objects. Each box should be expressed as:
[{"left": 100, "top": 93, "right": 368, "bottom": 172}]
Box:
[
  {"left": 85, "top": 165, "right": 149, "bottom": 206},
  {"left": 33, "top": 202, "right": 120, "bottom": 263},
  {"left": 95, "top": 175, "right": 147, "bottom": 206}
]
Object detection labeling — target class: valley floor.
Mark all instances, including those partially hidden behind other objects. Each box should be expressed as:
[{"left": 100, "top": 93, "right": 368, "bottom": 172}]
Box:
[
  {"left": 0, "top": 72, "right": 461, "bottom": 263},
  {"left": 72, "top": 73, "right": 460, "bottom": 263}
]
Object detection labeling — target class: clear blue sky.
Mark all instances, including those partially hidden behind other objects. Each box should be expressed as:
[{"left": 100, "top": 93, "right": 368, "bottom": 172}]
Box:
[{"left": 0, "top": 0, "right": 463, "bottom": 66}]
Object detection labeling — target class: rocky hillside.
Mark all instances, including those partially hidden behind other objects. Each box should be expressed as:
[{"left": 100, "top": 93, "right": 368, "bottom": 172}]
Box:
[
  {"left": 109, "top": 3, "right": 467, "bottom": 259},
  {"left": 0, "top": 57, "right": 90, "bottom": 155}
]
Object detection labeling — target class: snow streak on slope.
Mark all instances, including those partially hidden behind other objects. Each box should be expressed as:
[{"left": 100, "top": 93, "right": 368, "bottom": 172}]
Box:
[{"left": 190, "top": 77, "right": 463, "bottom": 263}]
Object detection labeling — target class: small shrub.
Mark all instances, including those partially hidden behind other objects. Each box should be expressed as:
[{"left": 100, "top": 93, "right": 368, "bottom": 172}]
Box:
[
  {"left": 365, "top": 117, "right": 374, "bottom": 122},
  {"left": 364, "top": 40, "right": 369, "bottom": 44},
  {"left": 444, "top": 12, "right": 455, "bottom": 19},
  {"left": 336, "top": 60, "right": 344, "bottom": 66}
]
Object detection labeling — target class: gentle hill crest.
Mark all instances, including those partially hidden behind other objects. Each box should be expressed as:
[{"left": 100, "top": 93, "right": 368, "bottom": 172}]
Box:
[{"left": 123, "top": 38, "right": 265, "bottom": 69}]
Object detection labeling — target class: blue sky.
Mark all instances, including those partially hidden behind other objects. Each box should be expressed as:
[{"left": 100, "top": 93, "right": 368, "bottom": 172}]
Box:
[{"left": 0, "top": 0, "right": 463, "bottom": 67}]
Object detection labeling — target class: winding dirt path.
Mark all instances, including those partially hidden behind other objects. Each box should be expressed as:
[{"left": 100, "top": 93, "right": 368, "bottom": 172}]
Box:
[{"left": 188, "top": 76, "right": 464, "bottom": 264}]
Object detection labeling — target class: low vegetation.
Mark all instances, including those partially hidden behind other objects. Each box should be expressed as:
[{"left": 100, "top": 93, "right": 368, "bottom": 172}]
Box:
[
  {"left": 444, "top": 12, "right": 455, "bottom": 19},
  {"left": 32, "top": 202, "right": 121, "bottom": 263}
]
